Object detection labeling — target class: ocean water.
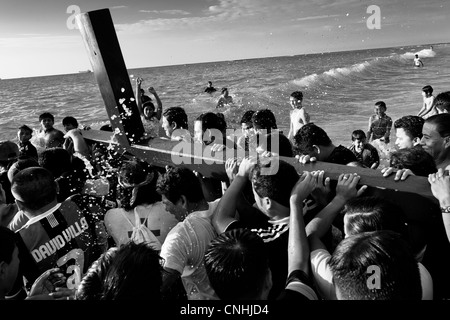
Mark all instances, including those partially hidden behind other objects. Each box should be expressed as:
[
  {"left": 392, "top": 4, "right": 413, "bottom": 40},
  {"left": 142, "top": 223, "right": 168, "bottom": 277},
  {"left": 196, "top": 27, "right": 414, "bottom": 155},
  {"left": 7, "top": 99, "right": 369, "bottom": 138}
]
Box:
[{"left": 0, "top": 43, "right": 448, "bottom": 157}]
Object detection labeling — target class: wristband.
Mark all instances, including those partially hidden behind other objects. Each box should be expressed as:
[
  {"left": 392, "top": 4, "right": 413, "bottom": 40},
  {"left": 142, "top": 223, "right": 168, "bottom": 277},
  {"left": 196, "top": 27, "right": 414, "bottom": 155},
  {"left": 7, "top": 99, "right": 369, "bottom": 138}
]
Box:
[{"left": 441, "top": 206, "right": 450, "bottom": 213}]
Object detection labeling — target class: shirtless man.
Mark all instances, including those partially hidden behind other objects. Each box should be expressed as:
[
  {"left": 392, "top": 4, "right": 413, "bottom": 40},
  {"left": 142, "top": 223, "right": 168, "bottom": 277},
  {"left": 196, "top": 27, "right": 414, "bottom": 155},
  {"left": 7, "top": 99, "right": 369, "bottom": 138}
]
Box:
[
  {"left": 36, "top": 112, "right": 65, "bottom": 149},
  {"left": 288, "top": 91, "right": 310, "bottom": 141}
]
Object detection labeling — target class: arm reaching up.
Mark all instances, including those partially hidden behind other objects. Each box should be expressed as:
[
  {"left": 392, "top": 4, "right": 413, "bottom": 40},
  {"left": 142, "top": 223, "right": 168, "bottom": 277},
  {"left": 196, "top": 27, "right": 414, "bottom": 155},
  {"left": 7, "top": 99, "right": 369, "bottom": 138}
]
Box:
[
  {"left": 289, "top": 171, "right": 317, "bottom": 275},
  {"left": 212, "top": 157, "right": 257, "bottom": 233},
  {"left": 148, "top": 87, "right": 163, "bottom": 120}
]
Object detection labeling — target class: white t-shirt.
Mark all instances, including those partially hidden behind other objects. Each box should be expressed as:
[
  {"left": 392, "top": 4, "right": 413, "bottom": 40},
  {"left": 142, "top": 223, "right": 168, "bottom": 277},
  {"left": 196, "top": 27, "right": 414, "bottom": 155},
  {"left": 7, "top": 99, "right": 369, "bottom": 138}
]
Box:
[
  {"left": 160, "top": 200, "right": 220, "bottom": 300},
  {"left": 310, "top": 248, "right": 433, "bottom": 300},
  {"left": 104, "top": 202, "right": 178, "bottom": 247}
]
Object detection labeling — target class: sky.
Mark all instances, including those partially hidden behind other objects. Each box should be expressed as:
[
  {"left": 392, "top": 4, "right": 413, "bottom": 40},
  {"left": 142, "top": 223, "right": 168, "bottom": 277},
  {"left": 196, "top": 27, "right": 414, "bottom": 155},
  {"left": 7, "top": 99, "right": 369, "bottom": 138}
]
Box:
[{"left": 0, "top": 0, "right": 449, "bottom": 79}]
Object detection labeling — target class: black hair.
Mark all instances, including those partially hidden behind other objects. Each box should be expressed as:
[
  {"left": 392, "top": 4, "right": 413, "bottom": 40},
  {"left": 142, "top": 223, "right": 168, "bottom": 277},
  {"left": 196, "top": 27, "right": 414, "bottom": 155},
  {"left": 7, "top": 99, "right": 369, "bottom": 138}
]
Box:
[
  {"left": 18, "top": 125, "right": 33, "bottom": 135},
  {"left": 240, "top": 110, "right": 255, "bottom": 125},
  {"left": 351, "top": 130, "right": 366, "bottom": 141},
  {"left": 329, "top": 230, "right": 422, "bottom": 300},
  {"left": 116, "top": 159, "right": 161, "bottom": 211},
  {"left": 62, "top": 116, "right": 78, "bottom": 128},
  {"left": 343, "top": 196, "right": 409, "bottom": 241},
  {"left": 204, "top": 228, "right": 269, "bottom": 300},
  {"left": 250, "top": 159, "right": 299, "bottom": 207},
  {"left": 101, "top": 242, "right": 163, "bottom": 300},
  {"left": 389, "top": 146, "right": 437, "bottom": 177},
  {"left": 156, "top": 166, "right": 204, "bottom": 204},
  {"left": 11, "top": 167, "right": 56, "bottom": 211},
  {"left": 39, "top": 112, "right": 55, "bottom": 122},
  {"left": 290, "top": 91, "right": 303, "bottom": 101},
  {"left": 425, "top": 113, "right": 450, "bottom": 138},
  {"left": 432, "top": 91, "right": 450, "bottom": 113},
  {"left": 394, "top": 116, "right": 424, "bottom": 140},
  {"left": 75, "top": 247, "right": 118, "bottom": 300},
  {"left": 422, "top": 85, "right": 433, "bottom": 96},
  {"left": 375, "top": 101, "right": 387, "bottom": 110},
  {"left": 252, "top": 109, "right": 277, "bottom": 132},
  {"left": 38, "top": 147, "right": 72, "bottom": 178},
  {"left": 163, "top": 107, "right": 188, "bottom": 130},
  {"left": 293, "top": 123, "right": 332, "bottom": 155}
]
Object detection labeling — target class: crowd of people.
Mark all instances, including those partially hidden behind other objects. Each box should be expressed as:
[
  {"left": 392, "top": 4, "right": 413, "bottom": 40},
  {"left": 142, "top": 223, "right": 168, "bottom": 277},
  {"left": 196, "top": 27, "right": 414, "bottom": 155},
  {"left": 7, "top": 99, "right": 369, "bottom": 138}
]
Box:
[{"left": 1, "top": 78, "right": 450, "bottom": 303}]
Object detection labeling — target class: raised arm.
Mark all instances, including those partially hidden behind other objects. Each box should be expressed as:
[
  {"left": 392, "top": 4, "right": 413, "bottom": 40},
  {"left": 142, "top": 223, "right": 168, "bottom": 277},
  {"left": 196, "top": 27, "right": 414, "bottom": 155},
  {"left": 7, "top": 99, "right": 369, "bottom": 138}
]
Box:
[
  {"left": 135, "top": 77, "right": 144, "bottom": 117},
  {"left": 307, "top": 172, "right": 367, "bottom": 251},
  {"left": 289, "top": 171, "right": 317, "bottom": 275},
  {"left": 148, "top": 87, "right": 163, "bottom": 120},
  {"left": 212, "top": 157, "right": 256, "bottom": 233}
]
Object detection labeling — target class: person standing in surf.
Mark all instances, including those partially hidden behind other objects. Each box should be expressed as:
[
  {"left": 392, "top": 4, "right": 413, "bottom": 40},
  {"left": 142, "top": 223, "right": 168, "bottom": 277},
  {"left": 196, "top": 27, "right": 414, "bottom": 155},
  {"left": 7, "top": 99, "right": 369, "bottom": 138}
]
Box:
[
  {"left": 414, "top": 54, "right": 424, "bottom": 68},
  {"left": 367, "top": 101, "right": 392, "bottom": 144},
  {"left": 288, "top": 91, "right": 310, "bottom": 141}
]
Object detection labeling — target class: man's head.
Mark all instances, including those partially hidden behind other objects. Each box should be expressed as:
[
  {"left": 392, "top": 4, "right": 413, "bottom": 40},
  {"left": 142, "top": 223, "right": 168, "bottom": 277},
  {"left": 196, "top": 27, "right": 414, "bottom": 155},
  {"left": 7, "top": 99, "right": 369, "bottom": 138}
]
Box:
[
  {"left": 39, "top": 112, "right": 55, "bottom": 131},
  {"left": 394, "top": 115, "right": 424, "bottom": 149},
  {"left": 0, "top": 141, "right": 19, "bottom": 169},
  {"left": 11, "top": 167, "right": 57, "bottom": 212},
  {"left": 194, "top": 112, "right": 226, "bottom": 144},
  {"left": 62, "top": 116, "right": 78, "bottom": 132},
  {"left": 342, "top": 196, "right": 408, "bottom": 240},
  {"left": 329, "top": 230, "right": 422, "bottom": 300},
  {"left": 293, "top": 123, "right": 332, "bottom": 159},
  {"left": 420, "top": 113, "right": 450, "bottom": 164},
  {"left": 156, "top": 166, "right": 204, "bottom": 221},
  {"left": 161, "top": 107, "right": 188, "bottom": 138},
  {"left": 351, "top": 130, "right": 367, "bottom": 153},
  {"left": 422, "top": 85, "right": 433, "bottom": 98},
  {"left": 142, "top": 101, "right": 156, "bottom": 118},
  {"left": 289, "top": 91, "right": 303, "bottom": 109},
  {"left": 207, "top": 81, "right": 213, "bottom": 87},
  {"left": 374, "top": 101, "right": 387, "bottom": 117},
  {"left": 389, "top": 146, "right": 437, "bottom": 177},
  {"left": 249, "top": 159, "right": 299, "bottom": 216},
  {"left": 204, "top": 228, "right": 271, "bottom": 300},
  {"left": 433, "top": 91, "right": 450, "bottom": 114},
  {"left": 17, "top": 125, "right": 33, "bottom": 144},
  {"left": 251, "top": 109, "right": 277, "bottom": 134},
  {"left": 240, "top": 110, "right": 255, "bottom": 137},
  {"left": 39, "top": 147, "right": 72, "bottom": 178}
]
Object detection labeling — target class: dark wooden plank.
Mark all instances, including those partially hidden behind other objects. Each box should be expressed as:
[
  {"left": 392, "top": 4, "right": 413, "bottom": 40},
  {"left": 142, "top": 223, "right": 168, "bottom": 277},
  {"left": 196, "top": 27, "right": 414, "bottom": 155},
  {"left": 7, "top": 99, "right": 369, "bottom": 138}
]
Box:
[
  {"left": 76, "top": 9, "right": 144, "bottom": 147},
  {"left": 82, "top": 130, "right": 435, "bottom": 202}
]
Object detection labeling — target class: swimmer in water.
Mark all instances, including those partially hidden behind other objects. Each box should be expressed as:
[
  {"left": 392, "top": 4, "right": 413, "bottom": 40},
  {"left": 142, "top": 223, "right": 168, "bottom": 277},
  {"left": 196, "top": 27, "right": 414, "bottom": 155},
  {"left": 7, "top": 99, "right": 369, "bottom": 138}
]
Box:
[
  {"left": 414, "top": 54, "right": 424, "bottom": 68},
  {"left": 216, "top": 87, "right": 233, "bottom": 108}
]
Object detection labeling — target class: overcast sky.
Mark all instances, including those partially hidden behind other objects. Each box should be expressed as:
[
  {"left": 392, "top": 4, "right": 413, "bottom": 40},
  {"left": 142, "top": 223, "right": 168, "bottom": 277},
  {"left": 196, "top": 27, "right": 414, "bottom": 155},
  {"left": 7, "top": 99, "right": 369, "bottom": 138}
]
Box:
[{"left": 0, "top": 0, "right": 448, "bottom": 79}]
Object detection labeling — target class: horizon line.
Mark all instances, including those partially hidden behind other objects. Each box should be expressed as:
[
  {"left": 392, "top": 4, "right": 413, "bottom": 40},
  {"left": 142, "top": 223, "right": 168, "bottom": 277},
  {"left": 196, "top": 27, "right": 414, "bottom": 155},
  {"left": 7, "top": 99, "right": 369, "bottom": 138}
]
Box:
[{"left": 2, "top": 41, "right": 445, "bottom": 81}]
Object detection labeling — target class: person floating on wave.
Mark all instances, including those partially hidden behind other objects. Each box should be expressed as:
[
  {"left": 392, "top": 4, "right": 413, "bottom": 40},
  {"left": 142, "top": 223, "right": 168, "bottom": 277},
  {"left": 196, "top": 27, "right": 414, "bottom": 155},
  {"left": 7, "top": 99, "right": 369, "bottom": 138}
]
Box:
[
  {"left": 414, "top": 54, "right": 424, "bottom": 68},
  {"left": 216, "top": 87, "right": 233, "bottom": 108},
  {"left": 204, "top": 81, "right": 217, "bottom": 94}
]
